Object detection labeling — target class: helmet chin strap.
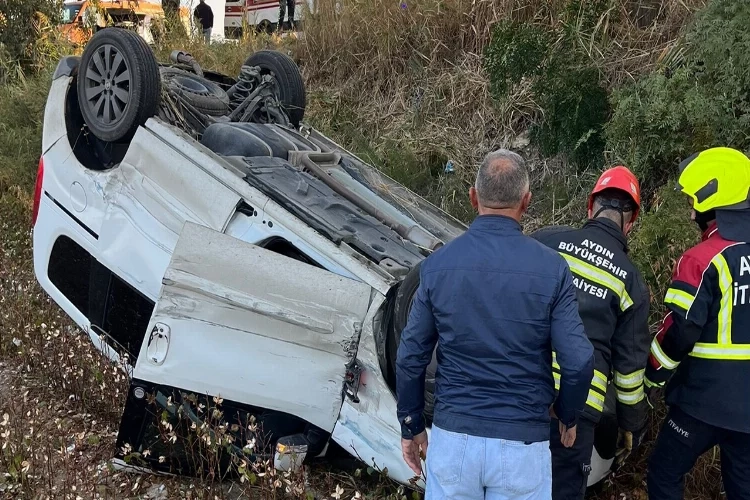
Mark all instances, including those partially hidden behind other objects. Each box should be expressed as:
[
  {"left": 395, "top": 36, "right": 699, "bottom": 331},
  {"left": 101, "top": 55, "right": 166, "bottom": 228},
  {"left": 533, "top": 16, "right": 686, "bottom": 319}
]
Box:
[
  {"left": 593, "top": 199, "right": 633, "bottom": 230},
  {"left": 694, "top": 209, "right": 716, "bottom": 232}
]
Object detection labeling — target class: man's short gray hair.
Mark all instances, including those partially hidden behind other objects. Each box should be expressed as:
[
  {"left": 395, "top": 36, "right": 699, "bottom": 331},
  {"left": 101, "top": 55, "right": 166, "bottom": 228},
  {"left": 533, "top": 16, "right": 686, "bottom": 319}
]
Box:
[{"left": 474, "top": 149, "right": 529, "bottom": 208}]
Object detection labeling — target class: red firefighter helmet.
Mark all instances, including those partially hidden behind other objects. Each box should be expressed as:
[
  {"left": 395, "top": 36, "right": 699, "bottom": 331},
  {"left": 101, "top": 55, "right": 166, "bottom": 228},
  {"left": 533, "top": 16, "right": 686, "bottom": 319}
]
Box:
[{"left": 587, "top": 165, "right": 641, "bottom": 222}]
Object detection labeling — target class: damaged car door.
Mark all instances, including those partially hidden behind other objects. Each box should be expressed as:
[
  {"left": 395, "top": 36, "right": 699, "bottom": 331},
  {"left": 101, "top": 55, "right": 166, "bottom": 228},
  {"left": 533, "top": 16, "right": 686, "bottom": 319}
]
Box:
[{"left": 114, "top": 220, "right": 375, "bottom": 474}]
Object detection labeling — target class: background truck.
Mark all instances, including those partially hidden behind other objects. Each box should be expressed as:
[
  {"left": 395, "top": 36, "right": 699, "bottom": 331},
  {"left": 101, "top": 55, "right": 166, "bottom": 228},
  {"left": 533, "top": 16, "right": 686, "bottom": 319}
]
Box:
[
  {"left": 224, "top": 0, "right": 315, "bottom": 37},
  {"left": 59, "top": 0, "right": 190, "bottom": 49}
]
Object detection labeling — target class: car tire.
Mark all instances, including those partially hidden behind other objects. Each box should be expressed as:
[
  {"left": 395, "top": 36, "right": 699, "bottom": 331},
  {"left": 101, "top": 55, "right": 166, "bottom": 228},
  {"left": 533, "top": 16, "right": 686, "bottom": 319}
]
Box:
[
  {"left": 77, "top": 27, "right": 161, "bottom": 143},
  {"left": 160, "top": 67, "right": 230, "bottom": 116},
  {"left": 387, "top": 260, "right": 438, "bottom": 422},
  {"left": 243, "top": 50, "right": 306, "bottom": 127}
]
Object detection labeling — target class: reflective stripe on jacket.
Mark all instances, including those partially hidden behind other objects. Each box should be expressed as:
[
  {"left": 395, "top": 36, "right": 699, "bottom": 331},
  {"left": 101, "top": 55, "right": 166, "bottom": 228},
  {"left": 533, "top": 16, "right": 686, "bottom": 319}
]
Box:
[
  {"left": 646, "top": 222, "right": 750, "bottom": 433},
  {"left": 531, "top": 219, "right": 651, "bottom": 432}
]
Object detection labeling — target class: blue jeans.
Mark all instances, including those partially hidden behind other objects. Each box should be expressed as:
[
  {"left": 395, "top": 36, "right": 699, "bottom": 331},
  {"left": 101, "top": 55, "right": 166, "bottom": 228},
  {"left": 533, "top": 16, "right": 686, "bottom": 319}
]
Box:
[{"left": 426, "top": 425, "right": 552, "bottom": 500}]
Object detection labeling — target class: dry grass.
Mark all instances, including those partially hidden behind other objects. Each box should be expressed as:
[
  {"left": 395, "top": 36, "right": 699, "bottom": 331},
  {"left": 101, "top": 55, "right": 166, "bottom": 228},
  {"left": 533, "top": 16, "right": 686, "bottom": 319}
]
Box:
[
  {"left": 298, "top": 0, "right": 706, "bottom": 230},
  {"left": 301, "top": 0, "right": 701, "bottom": 81}
]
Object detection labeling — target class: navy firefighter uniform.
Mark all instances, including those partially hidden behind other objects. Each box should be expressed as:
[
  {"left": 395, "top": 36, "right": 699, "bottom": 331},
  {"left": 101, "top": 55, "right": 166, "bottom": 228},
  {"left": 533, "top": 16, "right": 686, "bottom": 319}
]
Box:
[
  {"left": 532, "top": 166, "right": 651, "bottom": 500},
  {"left": 646, "top": 147, "right": 750, "bottom": 500}
]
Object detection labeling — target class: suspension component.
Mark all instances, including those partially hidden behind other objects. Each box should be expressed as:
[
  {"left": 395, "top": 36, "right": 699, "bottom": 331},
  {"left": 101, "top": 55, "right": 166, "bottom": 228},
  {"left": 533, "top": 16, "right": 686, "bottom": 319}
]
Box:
[{"left": 227, "top": 65, "right": 262, "bottom": 110}]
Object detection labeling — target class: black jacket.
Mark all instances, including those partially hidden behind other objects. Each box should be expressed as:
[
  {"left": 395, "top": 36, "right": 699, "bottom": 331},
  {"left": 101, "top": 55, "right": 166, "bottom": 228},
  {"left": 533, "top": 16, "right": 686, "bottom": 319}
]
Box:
[
  {"left": 646, "top": 219, "right": 750, "bottom": 433},
  {"left": 531, "top": 219, "right": 651, "bottom": 432},
  {"left": 194, "top": 2, "right": 214, "bottom": 29}
]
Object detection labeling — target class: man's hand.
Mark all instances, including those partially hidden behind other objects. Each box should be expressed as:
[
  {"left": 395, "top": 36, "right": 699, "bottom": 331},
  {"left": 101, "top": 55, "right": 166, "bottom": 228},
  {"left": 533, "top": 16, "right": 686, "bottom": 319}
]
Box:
[
  {"left": 550, "top": 406, "right": 577, "bottom": 447},
  {"left": 615, "top": 429, "right": 633, "bottom": 467},
  {"left": 615, "top": 426, "right": 645, "bottom": 468},
  {"left": 401, "top": 431, "right": 428, "bottom": 476},
  {"left": 559, "top": 421, "right": 577, "bottom": 448}
]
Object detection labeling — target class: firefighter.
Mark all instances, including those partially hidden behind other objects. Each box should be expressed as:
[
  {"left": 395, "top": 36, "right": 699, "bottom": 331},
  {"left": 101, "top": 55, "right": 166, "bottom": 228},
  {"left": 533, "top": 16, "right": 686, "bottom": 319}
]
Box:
[
  {"left": 531, "top": 166, "right": 651, "bottom": 500},
  {"left": 645, "top": 147, "right": 750, "bottom": 500}
]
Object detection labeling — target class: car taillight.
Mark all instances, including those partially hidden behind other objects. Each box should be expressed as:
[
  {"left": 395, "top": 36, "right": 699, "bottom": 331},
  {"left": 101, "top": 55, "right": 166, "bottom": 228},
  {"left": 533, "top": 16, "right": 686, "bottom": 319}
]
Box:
[{"left": 32, "top": 156, "right": 44, "bottom": 227}]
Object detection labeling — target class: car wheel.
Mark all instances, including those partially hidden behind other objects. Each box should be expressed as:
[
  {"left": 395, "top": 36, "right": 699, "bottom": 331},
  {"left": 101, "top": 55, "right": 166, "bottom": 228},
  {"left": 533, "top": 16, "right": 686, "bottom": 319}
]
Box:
[
  {"left": 160, "top": 67, "right": 230, "bottom": 116},
  {"left": 387, "top": 260, "right": 438, "bottom": 422},
  {"left": 257, "top": 20, "right": 273, "bottom": 34},
  {"left": 77, "top": 27, "right": 161, "bottom": 143},
  {"left": 243, "top": 50, "right": 306, "bottom": 127}
]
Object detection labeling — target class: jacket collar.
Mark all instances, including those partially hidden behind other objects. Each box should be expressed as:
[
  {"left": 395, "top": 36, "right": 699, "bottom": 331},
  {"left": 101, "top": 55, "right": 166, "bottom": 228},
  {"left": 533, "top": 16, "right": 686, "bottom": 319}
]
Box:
[
  {"left": 582, "top": 218, "right": 629, "bottom": 253},
  {"left": 702, "top": 221, "right": 719, "bottom": 241},
  {"left": 469, "top": 214, "right": 523, "bottom": 233}
]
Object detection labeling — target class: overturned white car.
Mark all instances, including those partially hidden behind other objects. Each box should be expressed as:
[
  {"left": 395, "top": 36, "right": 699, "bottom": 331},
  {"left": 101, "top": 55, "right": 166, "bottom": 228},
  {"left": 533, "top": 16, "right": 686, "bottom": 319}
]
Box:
[{"left": 32, "top": 27, "right": 620, "bottom": 490}]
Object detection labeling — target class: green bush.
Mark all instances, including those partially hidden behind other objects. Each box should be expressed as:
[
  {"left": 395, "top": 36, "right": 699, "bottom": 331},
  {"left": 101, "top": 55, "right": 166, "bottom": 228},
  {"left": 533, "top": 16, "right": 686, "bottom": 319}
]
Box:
[
  {"left": 483, "top": 21, "right": 551, "bottom": 99},
  {"left": 606, "top": 0, "right": 750, "bottom": 192},
  {"left": 0, "top": 0, "right": 62, "bottom": 73},
  {"left": 483, "top": 2, "right": 611, "bottom": 170},
  {"left": 605, "top": 68, "right": 722, "bottom": 191},
  {"left": 686, "top": 0, "right": 750, "bottom": 107},
  {"left": 629, "top": 182, "right": 700, "bottom": 321},
  {"left": 531, "top": 62, "right": 609, "bottom": 169}
]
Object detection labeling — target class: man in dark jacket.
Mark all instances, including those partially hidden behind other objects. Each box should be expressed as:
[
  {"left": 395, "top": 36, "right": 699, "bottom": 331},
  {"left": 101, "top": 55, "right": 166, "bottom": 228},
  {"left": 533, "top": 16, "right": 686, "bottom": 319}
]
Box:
[
  {"left": 645, "top": 147, "right": 750, "bottom": 500},
  {"left": 531, "top": 166, "right": 651, "bottom": 500},
  {"left": 396, "top": 148, "right": 595, "bottom": 499},
  {"left": 193, "top": 0, "right": 213, "bottom": 43}
]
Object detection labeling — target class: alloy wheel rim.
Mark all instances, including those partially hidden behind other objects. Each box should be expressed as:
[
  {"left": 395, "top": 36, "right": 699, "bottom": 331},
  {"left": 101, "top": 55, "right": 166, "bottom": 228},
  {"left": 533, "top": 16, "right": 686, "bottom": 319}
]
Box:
[{"left": 84, "top": 43, "right": 131, "bottom": 125}]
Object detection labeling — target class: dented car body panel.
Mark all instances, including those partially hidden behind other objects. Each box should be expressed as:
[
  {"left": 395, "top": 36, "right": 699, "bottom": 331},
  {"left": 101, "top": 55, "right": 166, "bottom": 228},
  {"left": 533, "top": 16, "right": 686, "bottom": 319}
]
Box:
[
  {"left": 136, "top": 222, "right": 374, "bottom": 432},
  {"left": 332, "top": 290, "right": 427, "bottom": 486},
  {"left": 33, "top": 59, "right": 461, "bottom": 489}
]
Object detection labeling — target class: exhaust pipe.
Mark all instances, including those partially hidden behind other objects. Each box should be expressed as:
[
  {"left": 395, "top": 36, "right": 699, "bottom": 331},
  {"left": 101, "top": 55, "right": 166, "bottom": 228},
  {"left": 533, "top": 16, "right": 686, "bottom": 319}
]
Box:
[{"left": 169, "top": 50, "right": 203, "bottom": 77}]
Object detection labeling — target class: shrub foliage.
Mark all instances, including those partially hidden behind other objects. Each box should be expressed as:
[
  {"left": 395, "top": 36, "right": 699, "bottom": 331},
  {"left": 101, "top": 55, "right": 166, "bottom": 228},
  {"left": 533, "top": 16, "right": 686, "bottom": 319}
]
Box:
[
  {"left": 530, "top": 62, "right": 609, "bottom": 170},
  {"left": 483, "top": 21, "right": 550, "bottom": 99},
  {"left": 606, "top": 0, "right": 750, "bottom": 191},
  {"left": 0, "top": 0, "right": 63, "bottom": 73},
  {"left": 483, "top": 3, "right": 612, "bottom": 170}
]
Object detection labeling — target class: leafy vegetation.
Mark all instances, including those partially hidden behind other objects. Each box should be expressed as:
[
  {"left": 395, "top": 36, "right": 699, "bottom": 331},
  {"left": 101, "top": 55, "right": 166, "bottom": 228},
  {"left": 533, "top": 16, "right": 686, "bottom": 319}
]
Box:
[
  {"left": 607, "top": 0, "right": 750, "bottom": 193},
  {"left": 0, "top": 0, "right": 64, "bottom": 80},
  {"left": 483, "top": 21, "right": 550, "bottom": 98},
  {"left": 530, "top": 62, "right": 609, "bottom": 170},
  {"left": 483, "top": 5, "right": 614, "bottom": 170}
]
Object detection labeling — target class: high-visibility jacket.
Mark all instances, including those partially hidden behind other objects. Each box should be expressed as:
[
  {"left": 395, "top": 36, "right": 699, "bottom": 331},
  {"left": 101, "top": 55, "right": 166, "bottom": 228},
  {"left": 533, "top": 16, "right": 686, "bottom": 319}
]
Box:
[
  {"left": 531, "top": 218, "right": 651, "bottom": 432},
  {"left": 646, "top": 222, "right": 750, "bottom": 433}
]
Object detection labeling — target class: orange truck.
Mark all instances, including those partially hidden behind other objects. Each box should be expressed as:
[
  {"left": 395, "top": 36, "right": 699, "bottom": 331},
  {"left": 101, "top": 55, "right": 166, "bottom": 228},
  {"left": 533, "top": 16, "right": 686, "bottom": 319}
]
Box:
[{"left": 59, "top": 0, "right": 190, "bottom": 49}]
